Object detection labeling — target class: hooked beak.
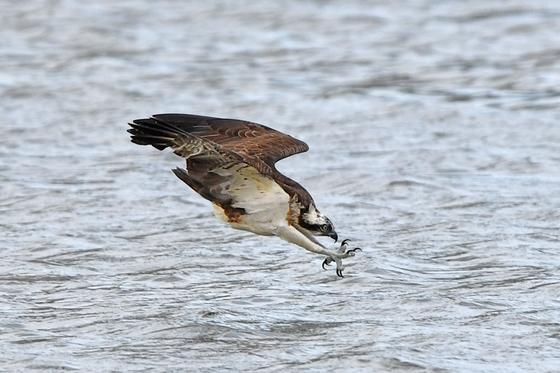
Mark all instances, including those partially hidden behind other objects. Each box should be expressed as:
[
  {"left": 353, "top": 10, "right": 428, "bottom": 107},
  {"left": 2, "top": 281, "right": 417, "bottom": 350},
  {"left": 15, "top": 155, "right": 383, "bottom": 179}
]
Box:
[{"left": 328, "top": 231, "right": 338, "bottom": 242}]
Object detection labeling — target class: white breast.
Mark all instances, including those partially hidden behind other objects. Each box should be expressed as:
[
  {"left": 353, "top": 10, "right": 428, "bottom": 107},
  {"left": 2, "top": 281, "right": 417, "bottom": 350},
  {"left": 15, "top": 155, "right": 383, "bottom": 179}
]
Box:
[{"left": 211, "top": 164, "right": 290, "bottom": 236}]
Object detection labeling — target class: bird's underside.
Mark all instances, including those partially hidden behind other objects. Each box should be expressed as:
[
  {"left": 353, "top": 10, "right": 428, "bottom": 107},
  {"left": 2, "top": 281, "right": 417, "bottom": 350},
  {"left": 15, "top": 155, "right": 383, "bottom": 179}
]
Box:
[{"left": 127, "top": 113, "right": 361, "bottom": 277}]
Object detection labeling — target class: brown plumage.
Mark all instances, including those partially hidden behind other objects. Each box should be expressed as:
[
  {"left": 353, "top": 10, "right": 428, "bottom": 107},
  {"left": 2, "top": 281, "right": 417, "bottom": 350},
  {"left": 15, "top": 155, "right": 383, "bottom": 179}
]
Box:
[
  {"left": 128, "top": 114, "right": 314, "bottom": 210},
  {"left": 128, "top": 113, "right": 359, "bottom": 277}
]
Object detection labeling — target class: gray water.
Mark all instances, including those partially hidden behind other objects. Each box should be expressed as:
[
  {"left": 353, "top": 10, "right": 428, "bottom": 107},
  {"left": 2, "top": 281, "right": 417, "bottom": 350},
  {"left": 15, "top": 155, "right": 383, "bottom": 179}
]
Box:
[{"left": 2, "top": 1, "right": 560, "bottom": 371}]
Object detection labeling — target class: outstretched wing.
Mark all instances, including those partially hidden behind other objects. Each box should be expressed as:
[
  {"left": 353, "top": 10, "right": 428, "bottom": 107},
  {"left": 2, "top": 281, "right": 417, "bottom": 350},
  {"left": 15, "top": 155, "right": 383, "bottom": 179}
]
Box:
[
  {"left": 128, "top": 115, "right": 244, "bottom": 169},
  {"left": 127, "top": 115, "right": 291, "bottom": 214},
  {"left": 129, "top": 115, "right": 271, "bottom": 176},
  {"left": 128, "top": 113, "right": 314, "bottom": 210},
  {"left": 142, "top": 114, "right": 309, "bottom": 167}
]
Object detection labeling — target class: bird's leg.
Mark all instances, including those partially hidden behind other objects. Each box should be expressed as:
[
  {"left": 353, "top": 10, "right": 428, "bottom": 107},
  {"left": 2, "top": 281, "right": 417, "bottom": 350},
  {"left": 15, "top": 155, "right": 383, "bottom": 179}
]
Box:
[
  {"left": 276, "top": 226, "right": 361, "bottom": 278},
  {"left": 321, "top": 239, "right": 362, "bottom": 277}
]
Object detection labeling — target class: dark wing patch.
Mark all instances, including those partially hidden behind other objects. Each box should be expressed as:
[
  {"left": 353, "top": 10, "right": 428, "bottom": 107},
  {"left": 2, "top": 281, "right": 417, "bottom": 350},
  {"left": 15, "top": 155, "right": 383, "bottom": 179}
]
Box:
[
  {"left": 128, "top": 116, "right": 277, "bottom": 177},
  {"left": 128, "top": 117, "right": 242, "bottom": 166},
  {"left": 149, "top": 114, "right": 309, "bottom": 166}
]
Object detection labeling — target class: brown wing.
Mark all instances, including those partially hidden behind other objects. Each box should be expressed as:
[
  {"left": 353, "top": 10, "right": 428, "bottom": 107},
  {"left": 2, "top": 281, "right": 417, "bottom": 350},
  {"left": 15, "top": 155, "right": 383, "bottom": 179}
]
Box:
[
  {"left": 148, "top": 114, "right": 309, "bottom": 167},
  {"left": 128, "top": 116, "right": 244, "bottom": 169},
  {"left": 127, "top": 113, "right": 315, "bottom": 208}
]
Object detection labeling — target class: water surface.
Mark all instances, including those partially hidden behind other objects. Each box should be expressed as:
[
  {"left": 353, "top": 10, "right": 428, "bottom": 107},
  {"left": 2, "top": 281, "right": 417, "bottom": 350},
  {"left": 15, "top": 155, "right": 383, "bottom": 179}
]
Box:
[{"left": 1, "top": 1, "right": 560, "bottom": 371}]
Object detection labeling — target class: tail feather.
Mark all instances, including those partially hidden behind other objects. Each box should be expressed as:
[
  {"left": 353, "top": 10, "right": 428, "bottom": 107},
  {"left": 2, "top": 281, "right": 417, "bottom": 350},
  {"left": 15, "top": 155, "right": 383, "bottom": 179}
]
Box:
[
  {"left": 128, "top": 115, "right": 243, "bottom": 167},
  {"left": 127, "top": 117, "right": 188, "bottom": 151}
]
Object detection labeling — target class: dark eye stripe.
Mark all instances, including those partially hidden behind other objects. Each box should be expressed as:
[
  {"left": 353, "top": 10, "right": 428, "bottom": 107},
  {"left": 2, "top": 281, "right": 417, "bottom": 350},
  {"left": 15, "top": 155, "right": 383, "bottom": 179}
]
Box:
[{"left": 299, "top": 220, "right": 320, "bottom": 231}]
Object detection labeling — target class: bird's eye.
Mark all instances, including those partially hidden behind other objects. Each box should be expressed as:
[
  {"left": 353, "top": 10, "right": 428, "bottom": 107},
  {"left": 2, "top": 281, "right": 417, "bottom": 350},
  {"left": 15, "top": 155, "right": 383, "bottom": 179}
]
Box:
[{"left": 321, "top": 224, "right": 330, "bottom": 231}]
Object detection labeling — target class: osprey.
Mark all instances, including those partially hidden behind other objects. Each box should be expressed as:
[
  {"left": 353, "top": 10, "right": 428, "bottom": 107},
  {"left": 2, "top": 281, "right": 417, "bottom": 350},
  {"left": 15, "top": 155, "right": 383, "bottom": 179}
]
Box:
[{"left": 127, "top": 114, "right": 360, "bottom": 277}]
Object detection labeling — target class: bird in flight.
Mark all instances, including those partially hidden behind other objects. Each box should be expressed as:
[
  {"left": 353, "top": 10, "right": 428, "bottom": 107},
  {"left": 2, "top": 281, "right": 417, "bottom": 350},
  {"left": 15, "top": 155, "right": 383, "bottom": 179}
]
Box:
[{"left": 127, "top": 114, "right": 360, "bottom": 277}]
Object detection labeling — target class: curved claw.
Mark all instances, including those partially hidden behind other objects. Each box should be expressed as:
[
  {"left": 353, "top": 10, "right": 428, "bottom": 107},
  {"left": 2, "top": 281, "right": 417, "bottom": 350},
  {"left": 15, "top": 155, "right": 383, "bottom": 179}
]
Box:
[
  {"left": 345, "top": 247, "right": 362, "bottom": 254},
  {"left": 340, "top": 239, "right": 351, "bottom": 247},
  {"left": 321, "top": 258, "right": 332, "bottom": 270},
  {"left": 336, "top": 268, "right": 344, "bottom": 278}
]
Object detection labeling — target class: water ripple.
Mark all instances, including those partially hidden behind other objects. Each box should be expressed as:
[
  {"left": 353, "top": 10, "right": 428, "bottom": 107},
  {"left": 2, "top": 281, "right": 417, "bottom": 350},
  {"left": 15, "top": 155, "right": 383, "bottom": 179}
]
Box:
[{"left": 2, "top": 0, "right": 560, "bottom": 372}]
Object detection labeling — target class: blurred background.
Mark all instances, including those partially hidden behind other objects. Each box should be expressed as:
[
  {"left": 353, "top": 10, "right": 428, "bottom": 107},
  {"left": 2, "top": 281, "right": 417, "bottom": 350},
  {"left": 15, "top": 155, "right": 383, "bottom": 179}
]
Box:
[{"left": 1, "top": 1, "right": 559, "bottom": 371}]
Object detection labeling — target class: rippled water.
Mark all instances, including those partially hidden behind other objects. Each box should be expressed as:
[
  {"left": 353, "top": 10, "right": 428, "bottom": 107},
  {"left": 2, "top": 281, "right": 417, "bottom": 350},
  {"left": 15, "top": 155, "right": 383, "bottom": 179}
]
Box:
[{"left": 2, "top": 1, "right": 560, "bottom": 371}]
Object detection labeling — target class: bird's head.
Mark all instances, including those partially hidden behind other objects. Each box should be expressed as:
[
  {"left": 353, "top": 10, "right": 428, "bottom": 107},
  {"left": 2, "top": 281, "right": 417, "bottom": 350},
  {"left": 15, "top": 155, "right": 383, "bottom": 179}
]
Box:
[{"left": 299, "top": 205, "right": 338, "bottom": 242}]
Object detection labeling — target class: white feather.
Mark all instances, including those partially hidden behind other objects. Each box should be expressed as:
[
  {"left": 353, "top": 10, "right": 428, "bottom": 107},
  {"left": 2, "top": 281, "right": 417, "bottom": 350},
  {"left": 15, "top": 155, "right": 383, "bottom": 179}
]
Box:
[
  {"left": 212, "top": 164, "right": 290, "bottom": 236},
  {"left": 302, "top": 204, "right": 328, "bottom": 225}
]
